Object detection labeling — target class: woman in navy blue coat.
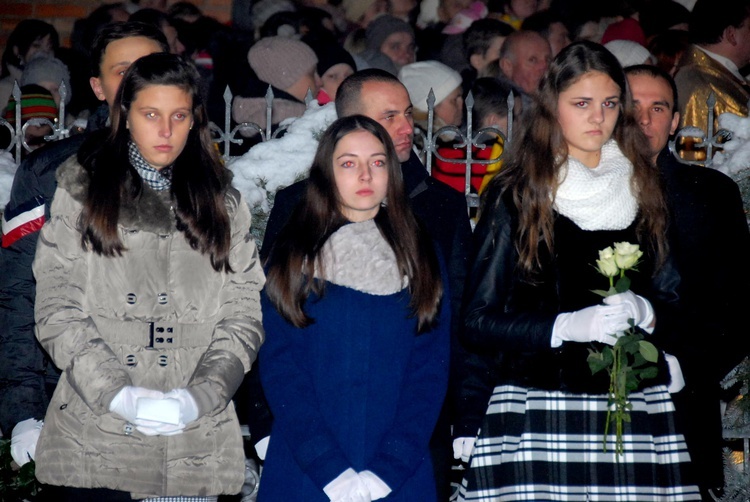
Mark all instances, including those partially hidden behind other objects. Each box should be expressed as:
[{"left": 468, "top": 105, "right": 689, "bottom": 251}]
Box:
[{"left": 258, "top": 115, "right": 450, "bottom": 502}]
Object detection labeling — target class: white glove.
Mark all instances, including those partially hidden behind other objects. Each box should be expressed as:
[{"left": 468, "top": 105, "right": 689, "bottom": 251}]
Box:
[
  {"left": 10, "top": 418, "right": 43, "bottom": 467},
  {"left": 664, "top": 353, "right": 685, "bottom": 393},
  {"left": 164, "top": 388, "right": 200, "bottom": 425},
  {"left": 255, "top": 435, "right": 270, "bottom": 460},
  {"left": 109, "top": 386, "right": 165, "bottom": 423},
  {"left": 323, "top": 468, "right": 371, "bottom": 502},
  {"left": 603, "top": 291, "right": 655, "bottom": 332},
  {"left": 136, "top": 397, "right": 181, "bottom": 425},
  {"left": 452, "top": 437, "right": 476, "bottom": 463},
  {"left": 135, "top": 421, "right": 186, "bottom": 436},
  {"left": 358, "top": 471, "right": 391, "bottom": 500},
  {"left": 551, "top": 304, "right": 631, "bottom": 347}
]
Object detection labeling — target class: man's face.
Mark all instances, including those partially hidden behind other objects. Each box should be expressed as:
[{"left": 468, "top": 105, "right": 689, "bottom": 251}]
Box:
[
  {"left": 501, "top": 33, "right": 551, "bottom": 94},
  {"left": 628, "top": 73, "right": 680, "bottom": 161},
  {"left": 358, "top": 81, "right": 415, "bottom": 162},
  {"left": 90, "top": 36, "right": 165, "bottom": 106},
  {"left": 730, "top": 18, "right": 750, "bottom": 67},
  {"left": 471, "top": 36, "right": 506, "bottom": 72}
]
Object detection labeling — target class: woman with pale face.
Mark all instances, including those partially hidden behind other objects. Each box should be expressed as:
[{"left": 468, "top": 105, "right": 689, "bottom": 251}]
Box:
[
  {"left": 259, "top": 115, "right": 449, "bottom": 501},
  {"left": 32, "top": 53, "right": 264, "bottom": 500},
  {"left": 456, "top": 41, "right": 700, "bottom": 501}
]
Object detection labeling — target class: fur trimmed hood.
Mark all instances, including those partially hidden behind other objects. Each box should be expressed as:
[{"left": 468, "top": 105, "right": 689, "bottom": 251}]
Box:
[{"left": 55, "top": 155, "right": 238, "bottom": 235}]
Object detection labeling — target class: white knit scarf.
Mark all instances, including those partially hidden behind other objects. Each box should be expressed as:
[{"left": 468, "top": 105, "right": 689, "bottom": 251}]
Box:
[
  {"left": 553, "top": 139, "right": 638, "bottom": 231},
  {"left": 314, "top": 219, "right": 408, "bottom": 295}
]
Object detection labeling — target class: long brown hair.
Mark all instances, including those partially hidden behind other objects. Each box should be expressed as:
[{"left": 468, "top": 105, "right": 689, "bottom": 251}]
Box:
[
  {"left": 77, "top": 53, "right": 233, "bottom": 272},
  {"left": 264, "top": 115, "right": 443, "bottom": 333},
  {"left": 488, "top": 41, "right": 668, "bottom": 276}
]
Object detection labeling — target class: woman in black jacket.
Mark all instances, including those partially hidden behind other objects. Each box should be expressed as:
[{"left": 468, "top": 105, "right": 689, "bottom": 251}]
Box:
[{"left": 455, "top": 41, "right": 700, "bottom": 501}]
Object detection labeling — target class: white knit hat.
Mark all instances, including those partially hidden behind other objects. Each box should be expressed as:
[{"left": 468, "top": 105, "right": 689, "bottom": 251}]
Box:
[
  {"left": 604, "top": 40, "right": 655, "bottom": 68},
  {"left": 398, "top": 61, "right": 462, "bottom": 112}
]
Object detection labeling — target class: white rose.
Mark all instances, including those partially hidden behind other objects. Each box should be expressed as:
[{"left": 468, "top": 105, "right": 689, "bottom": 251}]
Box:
[
  {"left": 613, "top": 242, "right": 643, "bottom": 270},
  {"left": 596, "top": 247, "right": 619, "bottom": 277}
]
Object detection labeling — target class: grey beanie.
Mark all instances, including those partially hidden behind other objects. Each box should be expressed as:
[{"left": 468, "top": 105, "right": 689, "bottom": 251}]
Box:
[
  {"left": 365, "top": 15, "right": 415, "bottom": 53},
  {"left": 20, "top": 55, "right": 71, "bottom": 105},
  {"left": 248, "top": 36, "right": 318, "bottom": 91}
]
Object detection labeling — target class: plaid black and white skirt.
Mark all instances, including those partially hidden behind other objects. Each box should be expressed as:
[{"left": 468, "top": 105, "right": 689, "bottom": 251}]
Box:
[{"left": 458, "top": 384, "right": 701, "bottom": 501}]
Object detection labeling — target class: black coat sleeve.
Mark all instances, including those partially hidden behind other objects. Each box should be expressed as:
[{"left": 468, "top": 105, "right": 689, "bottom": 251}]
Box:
[{"left": 0, "top": 139, "right": 83, "bottom": 434}]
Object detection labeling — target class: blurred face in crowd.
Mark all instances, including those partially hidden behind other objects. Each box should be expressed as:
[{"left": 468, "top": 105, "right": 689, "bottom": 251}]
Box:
[
  {"left": 380, "top": 32, "right": 416, "bottom": 69},
  {"left": 628, "top": 73, "right": 680, "bottom": 162},
  {"left": 389, "top": 0, "right": 417, "bottom": 19},
  {"left": 507, "top": 0, "right": 537, "bottom": 19},
  {"left": 358, "top": 81, "right": 415, "bottom": 162},
  {"left": 333, "top": 129, "right": 389, "bottom": 222},
  {"left": 557, "top": 71, "right": 621, "bottom": 168},
  {"left": 546, "top": 22, "right": 571, "bottom": 56},
  {"left": 500, "top": 32, "right": 551, "bottom": 93},
  {"left": 439, "top": 0, "right": 472, "bottom": 23},
  {"left": 435, "top": 86, "right": 464, "bottom": 126},
  {"left": 321, "top": 63, "right": 355, "bottom": 101},
  {"left": 90, "top": 36, "right": 165, "bottom": 106},
  {"left": 16, "top": 34, "right": 54, "bottom": 65},
  {"left": 162, "top": 22, "right": 185, "bottom": 55},
  {"left": 471, "top": 36, "right": 507, "bottom": 72},
  {"left": 287, "top": 66, "right": 322, "bottom": 102},
  {"left": 127, "top": 84, "right": 193, "bottom": 170},
  {"left": 362, "top": 0, "right": 389, "bottom": 26}
]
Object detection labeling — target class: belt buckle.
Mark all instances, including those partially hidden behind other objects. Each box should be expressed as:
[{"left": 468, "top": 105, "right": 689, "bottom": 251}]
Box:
[{"left": 147, "top": 322, "right": 175, "bottom": 349}]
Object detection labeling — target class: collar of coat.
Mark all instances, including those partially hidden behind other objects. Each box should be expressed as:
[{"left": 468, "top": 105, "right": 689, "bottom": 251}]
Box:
[{"left": 55, "top": 154, "right": 239, "bottom": 235}]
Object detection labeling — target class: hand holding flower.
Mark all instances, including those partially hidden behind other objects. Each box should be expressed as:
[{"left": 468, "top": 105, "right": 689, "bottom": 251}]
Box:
[{"left": 602, "top": 290, "right": 655, "bottom": 332}]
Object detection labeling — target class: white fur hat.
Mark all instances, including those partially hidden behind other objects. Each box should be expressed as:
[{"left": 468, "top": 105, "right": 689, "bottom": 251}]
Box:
[
  {"left": 604, "top": 40, "right": 655, "bottom": 68},
  {"left": 398, "top": 60, "right": 462, "bottom": 112}
]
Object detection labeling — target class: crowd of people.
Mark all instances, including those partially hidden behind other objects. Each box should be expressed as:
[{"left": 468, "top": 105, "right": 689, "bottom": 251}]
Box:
[{"left": 1, "top": 0, "right": 750, "bottom": 501}]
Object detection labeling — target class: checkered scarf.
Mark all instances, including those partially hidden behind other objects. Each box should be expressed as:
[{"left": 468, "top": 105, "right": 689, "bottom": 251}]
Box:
[{"left": 129, "top": 141, "right": 173, "bottom": 191}]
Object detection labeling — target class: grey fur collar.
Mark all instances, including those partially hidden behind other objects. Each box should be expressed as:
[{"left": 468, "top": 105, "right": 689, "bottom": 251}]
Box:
[
  {"left": 314, "top": 219, "right": 408, "bottom": 295},
  {"left": 56, "top": 155, "right": 175, "bottom": 234}
]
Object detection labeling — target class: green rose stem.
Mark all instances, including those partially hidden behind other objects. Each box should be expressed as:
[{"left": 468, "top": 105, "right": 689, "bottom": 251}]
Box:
[{"left": 588, "top": 242, "right": 658, "bottom": 457}]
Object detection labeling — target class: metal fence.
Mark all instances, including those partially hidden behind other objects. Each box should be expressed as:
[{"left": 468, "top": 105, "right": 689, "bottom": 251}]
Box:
[{"left": 2, "top": 79, "right": 731, "bottom": 206}]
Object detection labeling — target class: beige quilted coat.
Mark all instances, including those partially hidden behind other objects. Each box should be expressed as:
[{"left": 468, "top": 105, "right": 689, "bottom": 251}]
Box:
[{"left": 32, "top": 156, "right": 265, "bottom": 498}]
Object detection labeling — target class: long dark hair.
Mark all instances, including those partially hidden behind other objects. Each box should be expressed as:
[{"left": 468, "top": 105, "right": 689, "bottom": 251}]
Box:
[
  {"left": 490, "top": 41, "right": 668, "bottom": 275},
  {"left": 78, "top": 53, "right": 233, "bottom": 272},
  {"left": 265, "top": 115, "right": 443, "bottom": 332}
]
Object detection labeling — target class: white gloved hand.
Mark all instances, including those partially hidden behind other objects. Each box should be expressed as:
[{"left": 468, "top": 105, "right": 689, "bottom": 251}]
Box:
[
  {"left": 603, "top": 291, "right": 655, "bottom": 332},
  {"left": 551, "top": 304, "right": 631, "bottom": 347},
  {"left": 452, "top": 437, "right": 476, "bottom": 463},
  {"left": 10, "top": 418, "right": 43, "bottom": 467},
  {"left": 135, "top": 420, "right": 186, "bottom": 436},
  {"left": 323, "top": 468, "right": 371, "bottom": 502},
  {"left": 358, "top": 471, "right": 391, "bottom": 500},
  {"left": 664, "top": 353, "right": 685, "bottom": 393},
  {"left": 164, "top": 388, "right": 200, "bottom": 425},
  {"left": 109, "top": 386, "right": 165, "bottom": 423},
  {"left": 254, "top": 436, "right": 270, "bottom": 461},
  {"left": 135, "top": 397, "right": 181, "bottom": 425}
]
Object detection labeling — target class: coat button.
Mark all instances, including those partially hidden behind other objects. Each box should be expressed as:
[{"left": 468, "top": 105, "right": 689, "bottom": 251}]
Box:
[
  {"left": 125, "top": 355, "right": 137, "bottom": 367},
  {"left": 158, "top": 355, "right": 168, "bottom": 367},
  {"left": 126, "top": 293, "right": 137, "bottom": 304},
  {"left": 157, "top": 293, "right": 168, "bottom": 305}
]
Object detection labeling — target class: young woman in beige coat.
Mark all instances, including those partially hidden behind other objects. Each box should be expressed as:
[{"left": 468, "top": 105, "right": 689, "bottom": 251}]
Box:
[{"left": 31, "top": 53, "right": 265, "bottom": 501}]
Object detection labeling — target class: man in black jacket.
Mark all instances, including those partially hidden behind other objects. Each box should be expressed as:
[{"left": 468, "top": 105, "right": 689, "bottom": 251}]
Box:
[
  {"left": 627, "top": 64, "right": 750, "bottom": 498},
  {"left": 0, "top": 23, "right": 168, "bottom": 448},
  {"left": 248, "top": 69, "right": 472, "bottom": 500}
]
